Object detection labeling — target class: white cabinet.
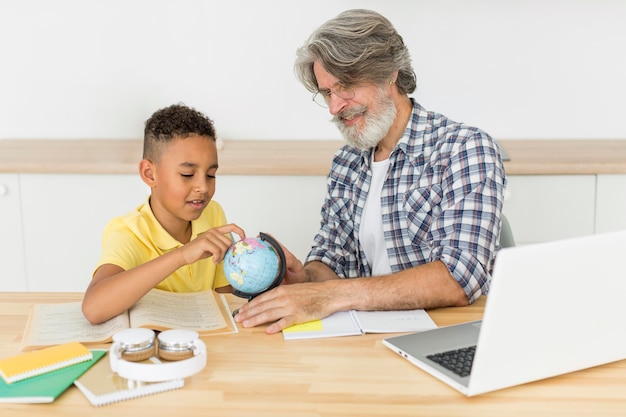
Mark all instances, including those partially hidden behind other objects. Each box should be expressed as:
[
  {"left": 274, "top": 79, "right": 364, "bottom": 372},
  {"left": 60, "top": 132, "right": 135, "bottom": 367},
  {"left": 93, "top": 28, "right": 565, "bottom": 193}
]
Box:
[
  {"left": 595, "top": 174, "right": 626, "bottom": 233},
  {"left": 14, "top": 174, "right": 326, "bottom": 292},
  {"left": 3, "top": 172, "right": 625, "bottom": 291},
  {"left": 0, "top": 174, "right": 27, "bottom": 291},
  {"left": 502, "top": 175, "right": 596, "bottom": 245},
  {"left": 19, "top": 174, "right": 148, "bottom": 292}
]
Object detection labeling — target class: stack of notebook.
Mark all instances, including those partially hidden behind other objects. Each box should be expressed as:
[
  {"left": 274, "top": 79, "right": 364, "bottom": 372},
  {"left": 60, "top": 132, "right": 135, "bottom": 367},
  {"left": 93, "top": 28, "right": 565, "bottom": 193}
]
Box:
[
  {"left": 0, "top": 341, "right": 185, "bottom": 406},
  {"left": 0, "top": 342, "right": 102, "bottom": 403}
]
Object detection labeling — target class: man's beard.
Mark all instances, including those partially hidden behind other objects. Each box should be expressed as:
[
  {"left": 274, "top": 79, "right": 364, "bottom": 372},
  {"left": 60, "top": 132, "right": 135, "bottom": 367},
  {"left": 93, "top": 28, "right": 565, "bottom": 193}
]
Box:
[{"left": 332, "top": 90, "right": 397, "bottom": 151}]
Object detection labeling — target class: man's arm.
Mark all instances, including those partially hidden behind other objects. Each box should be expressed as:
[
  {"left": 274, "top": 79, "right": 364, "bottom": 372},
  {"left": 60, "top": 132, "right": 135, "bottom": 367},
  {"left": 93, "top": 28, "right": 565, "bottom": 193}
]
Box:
[{"left": 345, "top": 260, "right": 468, "bottom": 311}]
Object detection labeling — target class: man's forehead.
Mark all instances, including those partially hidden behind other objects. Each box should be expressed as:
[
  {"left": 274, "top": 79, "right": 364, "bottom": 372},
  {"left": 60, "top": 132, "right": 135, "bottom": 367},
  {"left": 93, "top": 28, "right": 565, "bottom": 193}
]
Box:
[{"left": 313, "top": 61, "right": 340, "bottom": 88}]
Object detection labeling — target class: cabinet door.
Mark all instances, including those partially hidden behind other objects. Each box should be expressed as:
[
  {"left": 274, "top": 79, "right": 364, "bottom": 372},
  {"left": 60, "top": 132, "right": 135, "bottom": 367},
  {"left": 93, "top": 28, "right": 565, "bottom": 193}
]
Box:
[
  {"left": 0, "top": 174, "right": 27, "bottom": 291},
  {"left": 503, "top": 175, "right": 596, "bottom": 245},
  {"left": 20, "top": 174, "right": 148, "bottom": 292},
  {"left": 595, "top": 174, "right": 626, "bottom": 233}
]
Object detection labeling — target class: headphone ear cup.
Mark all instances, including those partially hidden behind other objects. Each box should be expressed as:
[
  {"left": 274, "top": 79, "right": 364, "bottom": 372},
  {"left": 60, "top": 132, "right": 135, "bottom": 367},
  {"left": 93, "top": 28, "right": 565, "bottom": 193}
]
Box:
[
  {"left": 158, "top": 348, "right": 194, "bottom": 361},
  {"left": 113, "top": 328, "right": 157, "bottom": 362},
  {"left": 157, "top": 329, "right": 199, "bottom": 362},
  {"left": 121, "top": 345, "right": 156, "bottom": 362}
]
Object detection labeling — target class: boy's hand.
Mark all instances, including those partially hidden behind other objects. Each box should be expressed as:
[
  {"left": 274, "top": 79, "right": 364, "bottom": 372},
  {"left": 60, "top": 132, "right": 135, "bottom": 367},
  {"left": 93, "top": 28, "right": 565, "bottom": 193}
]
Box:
[{"left": 181, "top": 223, "right": 245, "bottom": 265}]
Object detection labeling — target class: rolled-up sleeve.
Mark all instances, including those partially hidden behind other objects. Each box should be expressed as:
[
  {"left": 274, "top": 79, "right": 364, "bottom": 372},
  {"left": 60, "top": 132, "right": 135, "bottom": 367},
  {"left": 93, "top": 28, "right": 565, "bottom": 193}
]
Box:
[{"left": 427, "top": 132, "right": 506, "bottom": 302}]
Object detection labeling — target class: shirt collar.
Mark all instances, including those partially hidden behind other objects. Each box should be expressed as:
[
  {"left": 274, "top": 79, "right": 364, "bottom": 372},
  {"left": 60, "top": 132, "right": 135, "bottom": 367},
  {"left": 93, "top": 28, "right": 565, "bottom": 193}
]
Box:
[
  {"left": 137, "top": 198, "right": 212, "bottom": 251},
  {"left": 397, "top": 98, "right": 425, "bottom": 148},
  {"left": 388, "top": 98, "right": 426, "bottom": 165}
]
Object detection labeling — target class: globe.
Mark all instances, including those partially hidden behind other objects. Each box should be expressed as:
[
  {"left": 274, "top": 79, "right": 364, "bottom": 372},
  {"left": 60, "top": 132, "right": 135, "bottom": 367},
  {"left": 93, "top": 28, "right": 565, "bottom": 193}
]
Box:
[{"left": 223, "top": 234, "right": 285, "bottom": 299}]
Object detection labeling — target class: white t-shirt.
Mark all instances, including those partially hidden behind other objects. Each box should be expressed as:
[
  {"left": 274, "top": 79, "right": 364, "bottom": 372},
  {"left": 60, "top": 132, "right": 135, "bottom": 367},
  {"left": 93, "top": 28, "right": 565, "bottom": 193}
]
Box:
[{"left": 359, "top": 156, "right": 392, "bottom": 276}]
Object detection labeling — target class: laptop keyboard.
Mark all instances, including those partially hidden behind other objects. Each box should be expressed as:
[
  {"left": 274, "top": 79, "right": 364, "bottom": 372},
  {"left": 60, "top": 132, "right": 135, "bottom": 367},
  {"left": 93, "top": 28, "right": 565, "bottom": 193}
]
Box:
[{"left": 426, "top": 345, "right": 476, "bottom": 377}]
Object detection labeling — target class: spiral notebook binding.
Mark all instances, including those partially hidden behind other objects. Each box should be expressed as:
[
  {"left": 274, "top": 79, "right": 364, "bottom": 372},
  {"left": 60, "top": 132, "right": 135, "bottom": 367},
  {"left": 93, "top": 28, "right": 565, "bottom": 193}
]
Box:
[
  {"left": 76, "top": 378, "right": 184, "bottom": 406},
  {"left": 74, "top": 355, "right": 185, "bottom": 407},
  {"left": 0, "top": 342, "right": 92, "bottom": 384}
]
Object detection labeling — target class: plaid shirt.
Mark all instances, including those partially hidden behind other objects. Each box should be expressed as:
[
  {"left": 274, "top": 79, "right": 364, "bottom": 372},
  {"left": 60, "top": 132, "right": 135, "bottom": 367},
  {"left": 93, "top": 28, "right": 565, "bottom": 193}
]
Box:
[{"left": 306, "top": 100, "right": 506, "bottom": 302}]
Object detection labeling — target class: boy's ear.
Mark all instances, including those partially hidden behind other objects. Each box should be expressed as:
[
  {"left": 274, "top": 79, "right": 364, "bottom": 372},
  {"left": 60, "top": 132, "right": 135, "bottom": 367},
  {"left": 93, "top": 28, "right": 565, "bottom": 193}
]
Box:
[{"left": 139, "top": 159, "right": 156, "bottom": 187}]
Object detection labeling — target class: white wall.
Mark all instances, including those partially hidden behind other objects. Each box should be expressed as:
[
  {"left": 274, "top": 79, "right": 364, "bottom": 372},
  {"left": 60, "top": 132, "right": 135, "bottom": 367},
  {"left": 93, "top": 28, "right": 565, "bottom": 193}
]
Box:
[{"left": 1, "top": 0, "right": 625, "bottom": 142}]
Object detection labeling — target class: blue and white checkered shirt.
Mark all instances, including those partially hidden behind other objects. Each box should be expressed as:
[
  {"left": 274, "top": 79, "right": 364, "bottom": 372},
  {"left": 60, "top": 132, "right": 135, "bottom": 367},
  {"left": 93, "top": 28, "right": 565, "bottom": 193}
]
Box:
[{"left": 306, "top": 100, "right": 507, "bottom": 303}]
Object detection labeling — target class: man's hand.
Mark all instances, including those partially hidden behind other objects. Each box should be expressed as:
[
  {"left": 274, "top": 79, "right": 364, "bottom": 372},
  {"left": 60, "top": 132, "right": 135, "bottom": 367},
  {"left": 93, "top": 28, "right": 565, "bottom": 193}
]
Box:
[
  {"left": 234, "top": 281, "right": 339, "bottom": 334},
  {"left": 279, "top": 243, "right": 308, "bottom": 285}
]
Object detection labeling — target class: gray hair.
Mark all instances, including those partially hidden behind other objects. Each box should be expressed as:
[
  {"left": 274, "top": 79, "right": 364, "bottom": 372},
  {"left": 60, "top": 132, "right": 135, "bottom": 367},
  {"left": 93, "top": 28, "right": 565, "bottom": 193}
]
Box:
[{"left": 294, "top": 9, "right": 417, "bottom": 95}]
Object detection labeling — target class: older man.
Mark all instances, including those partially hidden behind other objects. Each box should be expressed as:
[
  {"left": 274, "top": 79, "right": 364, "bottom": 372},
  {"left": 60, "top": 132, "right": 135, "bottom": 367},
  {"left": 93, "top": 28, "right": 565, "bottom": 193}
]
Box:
[{"left": 235, "top": 9, "right": 506, "bottom": 334}]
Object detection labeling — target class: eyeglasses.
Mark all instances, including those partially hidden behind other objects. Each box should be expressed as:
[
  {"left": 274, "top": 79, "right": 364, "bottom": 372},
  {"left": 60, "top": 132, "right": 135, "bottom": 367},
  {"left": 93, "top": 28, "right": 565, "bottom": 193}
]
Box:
[{"left": 312, "top": 84, "right": 356, "bottom": 107}]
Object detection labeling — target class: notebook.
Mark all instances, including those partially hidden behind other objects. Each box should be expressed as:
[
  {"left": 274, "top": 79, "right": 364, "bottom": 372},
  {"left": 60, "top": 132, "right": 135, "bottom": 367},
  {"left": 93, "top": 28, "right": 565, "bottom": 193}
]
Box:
[
  {"left": 283, "top": 308, "right": 436, "bottom": 340},
  {"left": 0, "top": 341, "right": 92, "bottom": 384},
  {"left": 74, "top": 352, "right": 184, "bottom": 406},
  {"left": 0, "top": 350, "right": 106, "bottom": 403},
  {"left": 383, "top": 229, "right": 626, "bottom": 396}
]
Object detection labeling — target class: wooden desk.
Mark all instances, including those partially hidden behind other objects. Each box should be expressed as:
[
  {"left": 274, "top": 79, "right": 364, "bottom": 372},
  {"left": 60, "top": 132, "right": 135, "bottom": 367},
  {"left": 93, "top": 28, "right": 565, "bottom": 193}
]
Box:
[{"left": 1, "top": 293, "right": 625, "bottom": 416}]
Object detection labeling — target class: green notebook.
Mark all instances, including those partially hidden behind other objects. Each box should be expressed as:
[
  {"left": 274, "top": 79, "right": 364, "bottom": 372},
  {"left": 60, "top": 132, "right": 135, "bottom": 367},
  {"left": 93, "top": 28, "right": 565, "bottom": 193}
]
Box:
[{"left": 0, "top": 349, "right": 106, "bottom": 403}]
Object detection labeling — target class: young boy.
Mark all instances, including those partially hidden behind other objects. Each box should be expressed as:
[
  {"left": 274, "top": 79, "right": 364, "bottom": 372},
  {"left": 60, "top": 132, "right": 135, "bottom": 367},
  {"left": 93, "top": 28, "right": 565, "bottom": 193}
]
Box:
[{"left": 82, "top": 104, "right": 245, "bottom": 324}]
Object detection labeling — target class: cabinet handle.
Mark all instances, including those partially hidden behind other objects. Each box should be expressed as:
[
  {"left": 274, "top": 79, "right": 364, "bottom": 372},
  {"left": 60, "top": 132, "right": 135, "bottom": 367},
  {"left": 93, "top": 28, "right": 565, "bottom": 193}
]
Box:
[{"left": 0, "top": 184, "right": 7, "bottom": 197}]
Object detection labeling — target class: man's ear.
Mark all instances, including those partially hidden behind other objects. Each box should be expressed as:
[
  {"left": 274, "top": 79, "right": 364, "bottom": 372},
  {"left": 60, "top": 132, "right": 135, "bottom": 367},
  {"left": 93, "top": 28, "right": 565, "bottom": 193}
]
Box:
[{"left": 139, "top": 159, "right": 156, "bottom": 187}]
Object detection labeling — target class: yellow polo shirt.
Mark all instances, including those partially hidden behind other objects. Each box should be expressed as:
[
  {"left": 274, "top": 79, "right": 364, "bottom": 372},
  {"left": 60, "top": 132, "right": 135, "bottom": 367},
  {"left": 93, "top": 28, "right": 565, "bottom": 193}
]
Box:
[{"left": 95, "top": 198, "right": 230, "bottom": 292}]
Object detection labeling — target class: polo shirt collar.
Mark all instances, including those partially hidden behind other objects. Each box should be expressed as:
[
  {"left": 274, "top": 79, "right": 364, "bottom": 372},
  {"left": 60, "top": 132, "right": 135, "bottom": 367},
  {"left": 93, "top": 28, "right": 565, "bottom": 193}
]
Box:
[{"left": 139, "top": 199, "right": 212, "bottom": 251}]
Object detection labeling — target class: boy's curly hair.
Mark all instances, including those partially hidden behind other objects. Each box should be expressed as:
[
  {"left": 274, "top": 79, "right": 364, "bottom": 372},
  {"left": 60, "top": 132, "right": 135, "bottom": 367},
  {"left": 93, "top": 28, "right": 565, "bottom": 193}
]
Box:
[{"left": 143, "top": 103, "right": 216, "bottom": 162}]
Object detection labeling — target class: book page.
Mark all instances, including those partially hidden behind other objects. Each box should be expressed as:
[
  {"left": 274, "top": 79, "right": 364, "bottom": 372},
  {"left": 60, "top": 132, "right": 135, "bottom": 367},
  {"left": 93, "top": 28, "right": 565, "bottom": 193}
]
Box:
[
  {"left": 353, "top": 309, "right": 437, "bottom": 333},
  {"left": 20, "top": 302, "right": 130, "bottom": 351},
  {"left": 283, "top": 309, "right": 438, "bottom": 340},
  {"left": 282, "top": 311, "right": 362, "bottom": 340},
  {"left": 129, "top": 289, "right": 230, "bottom": 333}
]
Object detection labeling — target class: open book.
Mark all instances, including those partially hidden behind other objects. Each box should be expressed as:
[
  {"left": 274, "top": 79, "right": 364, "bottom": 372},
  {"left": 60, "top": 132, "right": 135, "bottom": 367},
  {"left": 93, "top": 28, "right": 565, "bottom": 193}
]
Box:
[
  {"left": 282, "top": 309, "right": 437, "bottom": 340},
  {"left": 20, "top": 289, "right": 237, "bottom": 351}
]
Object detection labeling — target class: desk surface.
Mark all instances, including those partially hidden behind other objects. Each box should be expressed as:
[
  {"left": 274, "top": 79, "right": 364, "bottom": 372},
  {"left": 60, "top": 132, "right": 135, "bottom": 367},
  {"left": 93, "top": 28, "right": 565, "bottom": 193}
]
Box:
[
  {"left": 1, "top": 293, "right": 625, "bottom": 416},
  {"left": 1, "top": 138, "right": 626, "bottom": 175}
]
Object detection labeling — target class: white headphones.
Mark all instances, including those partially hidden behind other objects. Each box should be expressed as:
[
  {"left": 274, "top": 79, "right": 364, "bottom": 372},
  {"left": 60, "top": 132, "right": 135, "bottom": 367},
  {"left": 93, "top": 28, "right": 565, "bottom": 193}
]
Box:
[{"left": 109, "top": 328, "right": 207, "bottom": 382}]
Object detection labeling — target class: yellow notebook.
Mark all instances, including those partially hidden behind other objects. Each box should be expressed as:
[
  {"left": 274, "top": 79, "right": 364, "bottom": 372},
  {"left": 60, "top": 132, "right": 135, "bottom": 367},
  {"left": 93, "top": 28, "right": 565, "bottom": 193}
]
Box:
[{"left": 0, "top": 342, "right": 92, "bottom": 384}]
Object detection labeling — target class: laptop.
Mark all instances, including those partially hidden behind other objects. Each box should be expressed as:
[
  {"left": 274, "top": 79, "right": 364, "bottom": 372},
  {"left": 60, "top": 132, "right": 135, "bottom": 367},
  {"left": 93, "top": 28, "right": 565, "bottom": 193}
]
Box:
[{"left": 383, "top": 229, "right": 626, "bottom": 396}]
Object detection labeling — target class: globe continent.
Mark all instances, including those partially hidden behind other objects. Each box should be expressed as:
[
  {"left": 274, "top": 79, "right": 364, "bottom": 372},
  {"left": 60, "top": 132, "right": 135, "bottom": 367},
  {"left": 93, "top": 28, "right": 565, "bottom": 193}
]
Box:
[{"left": 223, "top": 237, "right": 279, "bottom": 295}]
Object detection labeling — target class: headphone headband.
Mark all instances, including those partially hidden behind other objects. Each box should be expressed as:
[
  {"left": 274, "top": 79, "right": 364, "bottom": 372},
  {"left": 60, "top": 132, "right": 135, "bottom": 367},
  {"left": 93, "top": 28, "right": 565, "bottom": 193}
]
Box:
[{"left": 109, "top": 328, "right": 207, "bottom": 382}]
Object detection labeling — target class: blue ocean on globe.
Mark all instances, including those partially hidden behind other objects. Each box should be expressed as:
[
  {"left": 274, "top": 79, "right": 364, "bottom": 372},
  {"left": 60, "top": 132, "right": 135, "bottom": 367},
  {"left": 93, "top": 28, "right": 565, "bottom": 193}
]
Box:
[{"left": 223, "top": 237, "right": 280, "bottom": 295}]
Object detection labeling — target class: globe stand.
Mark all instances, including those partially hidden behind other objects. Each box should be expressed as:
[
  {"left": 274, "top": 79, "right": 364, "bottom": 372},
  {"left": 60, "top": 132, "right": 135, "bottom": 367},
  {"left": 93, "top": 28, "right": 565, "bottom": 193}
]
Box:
[{"left": 231, "top": 232, "right": 287, "bottom": 302}]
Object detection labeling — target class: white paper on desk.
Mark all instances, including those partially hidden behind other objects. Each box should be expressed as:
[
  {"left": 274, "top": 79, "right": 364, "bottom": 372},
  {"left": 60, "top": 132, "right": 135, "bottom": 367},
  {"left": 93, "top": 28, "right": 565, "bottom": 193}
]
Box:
[
  {"left": 352, "top": 309, "right": 437, "bottom": 333},
  {"left": 282, "top": 309, "right": 437, "bottom": 340},
  {"left": 282, "top": 311, "right": 362, "bottom": 340}
]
